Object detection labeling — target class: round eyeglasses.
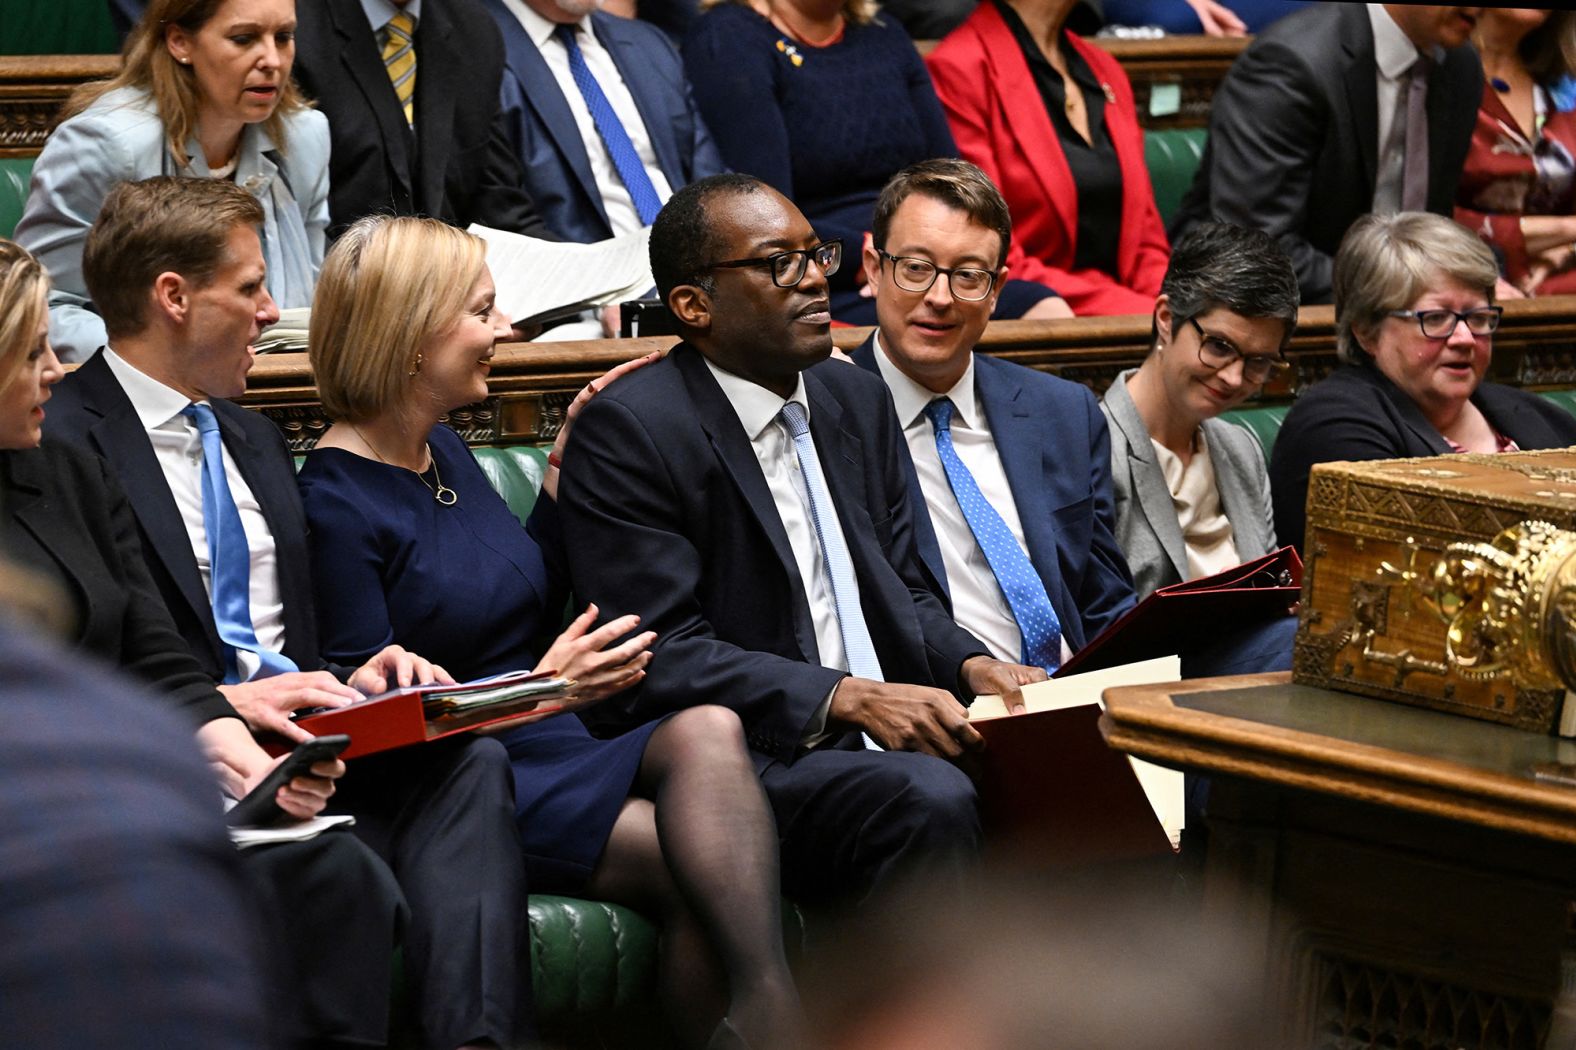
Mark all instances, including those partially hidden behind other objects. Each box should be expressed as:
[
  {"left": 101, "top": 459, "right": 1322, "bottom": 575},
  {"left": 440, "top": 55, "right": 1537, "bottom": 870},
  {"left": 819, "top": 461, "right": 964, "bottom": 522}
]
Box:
[
  {"left": 703, "top": 241, "right": 842, "bottom": 288},
  {"left": 1387, "top": 306, "right": 1502, "bottom": 339},
  {"left": 1186, "top": 317, "right": 1287, "bottom": 384},
  {"left": 877, "top": 250, "right": 997, "bottom": 302}
]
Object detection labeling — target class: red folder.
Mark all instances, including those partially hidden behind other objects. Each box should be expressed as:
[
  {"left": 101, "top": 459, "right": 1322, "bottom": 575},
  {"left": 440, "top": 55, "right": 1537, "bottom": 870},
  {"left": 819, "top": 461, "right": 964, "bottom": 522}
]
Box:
[
  {"left": 279, "top": 673, "right": 570, "bottom": 759},
  {"left": 1054, "top": 545, "right": 1302, "bottom": 678},
  {"left": 971, "top": 704, "right": 1174, "bottom": 866}
]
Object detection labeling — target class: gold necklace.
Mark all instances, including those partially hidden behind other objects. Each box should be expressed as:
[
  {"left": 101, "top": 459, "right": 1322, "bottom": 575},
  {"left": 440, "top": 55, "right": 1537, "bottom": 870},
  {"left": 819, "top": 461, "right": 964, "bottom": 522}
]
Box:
[{"left": 349, "top": 424, "right": 458, "bottom": 506}]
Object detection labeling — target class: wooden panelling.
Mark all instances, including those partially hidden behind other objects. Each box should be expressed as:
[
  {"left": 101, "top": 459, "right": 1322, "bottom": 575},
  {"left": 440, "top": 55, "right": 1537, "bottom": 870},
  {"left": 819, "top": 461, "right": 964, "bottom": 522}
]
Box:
[{"left": 0, "top": 54, "right": 116, "bottom": 157}]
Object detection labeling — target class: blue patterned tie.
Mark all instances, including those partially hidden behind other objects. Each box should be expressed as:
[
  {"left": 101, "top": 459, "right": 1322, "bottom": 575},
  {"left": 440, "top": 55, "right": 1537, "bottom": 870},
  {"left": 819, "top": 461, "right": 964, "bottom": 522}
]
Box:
[
  {"left": 182, "top": 403, "right": 298, "bottom": 684},
  {"left": 554, "top": 24, "right": 664, "bottom": 226},
  {"left": 925, "top": 398, "right": 1062, "bottom": 672}
]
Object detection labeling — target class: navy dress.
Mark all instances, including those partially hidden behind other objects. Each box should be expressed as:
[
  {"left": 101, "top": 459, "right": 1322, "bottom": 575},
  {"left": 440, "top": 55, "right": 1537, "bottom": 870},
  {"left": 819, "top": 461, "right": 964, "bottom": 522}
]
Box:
[{"left": 297, "top": 425, "right": 659, "bottom": 889}]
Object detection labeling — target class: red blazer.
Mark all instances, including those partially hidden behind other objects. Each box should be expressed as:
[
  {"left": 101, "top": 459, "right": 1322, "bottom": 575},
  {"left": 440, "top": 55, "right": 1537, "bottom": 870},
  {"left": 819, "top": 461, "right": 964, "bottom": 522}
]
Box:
[{"left": 926, "top": 5, "right": 1169, "bottom": 316}]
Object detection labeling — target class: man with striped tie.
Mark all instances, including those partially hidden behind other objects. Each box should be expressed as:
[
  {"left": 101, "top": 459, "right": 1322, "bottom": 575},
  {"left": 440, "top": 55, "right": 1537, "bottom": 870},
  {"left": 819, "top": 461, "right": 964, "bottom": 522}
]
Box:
[
  {"left": 559, "top": 174, "right": 1045, "bottom": 907},
  {"left": 292, "top": 0, "right": 557, "bottom": 242}
]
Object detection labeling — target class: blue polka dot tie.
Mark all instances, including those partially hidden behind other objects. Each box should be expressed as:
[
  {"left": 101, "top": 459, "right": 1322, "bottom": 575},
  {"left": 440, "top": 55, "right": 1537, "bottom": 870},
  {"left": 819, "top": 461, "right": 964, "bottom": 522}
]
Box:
[
  {"left": 183, "top": 403, "right": 299, "bottom": 684},
  {"left": 554, "top": 24, "right": 664, "bottom": 227},
  {"left": 925, "top": 398, "right": 1062, "bottom": 672}
]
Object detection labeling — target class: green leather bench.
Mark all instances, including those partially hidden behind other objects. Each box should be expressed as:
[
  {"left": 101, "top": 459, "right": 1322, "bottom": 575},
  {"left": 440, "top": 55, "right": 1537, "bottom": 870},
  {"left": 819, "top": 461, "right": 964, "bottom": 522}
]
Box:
[
  {"left": 1143, "top": 127, "right": 1207, "bottom": 226},
  {"left": 0, "top": 157, "right": 32, "bottom": 242}
]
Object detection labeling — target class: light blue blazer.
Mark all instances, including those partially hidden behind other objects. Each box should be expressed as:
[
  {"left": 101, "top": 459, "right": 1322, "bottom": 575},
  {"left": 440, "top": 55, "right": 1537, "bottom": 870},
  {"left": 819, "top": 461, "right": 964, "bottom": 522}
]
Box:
[
  {"left": 15, "top": 86, "right": 330, "bottom": 362},
  {"left": 1099, "top": 367, "right": 1277, "bottom": 600}
]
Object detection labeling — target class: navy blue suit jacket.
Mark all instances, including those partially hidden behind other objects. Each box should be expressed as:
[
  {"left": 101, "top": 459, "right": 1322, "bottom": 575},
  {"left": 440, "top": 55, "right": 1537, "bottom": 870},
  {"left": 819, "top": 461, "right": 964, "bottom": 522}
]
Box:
[
  {"left": 484, "top": 2, "right": 725, "bottom": 242},
  {"left": 851, "top": 336, "right": 1135, "bottom": 652},
  {"left": 42, "top": 351, "right": 342, "bottom": 684},
  {"left": 558, "top": 343, "right": 988, "bottom": 767}
]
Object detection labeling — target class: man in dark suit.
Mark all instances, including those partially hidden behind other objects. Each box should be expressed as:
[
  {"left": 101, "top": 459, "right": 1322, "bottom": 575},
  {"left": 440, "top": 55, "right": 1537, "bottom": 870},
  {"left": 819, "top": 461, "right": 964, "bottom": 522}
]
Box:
[
  {"left": 559, "top": 174, "right": 1045, "bottom": 906},
  {"left": 43, "top": 176, "right": 531, "bottom": 1050},
  {"left": 1170, "top": 4, "right": 1483, "bottom": 304},
  {"left": 851, "top": 159, "right": 1135, "bottom": 663},
  {"left": 290, "top": 0, "right": 555, "bottom": 240},
  {"left": 483, "top": 0, "right": 725, "bottom": 244}
]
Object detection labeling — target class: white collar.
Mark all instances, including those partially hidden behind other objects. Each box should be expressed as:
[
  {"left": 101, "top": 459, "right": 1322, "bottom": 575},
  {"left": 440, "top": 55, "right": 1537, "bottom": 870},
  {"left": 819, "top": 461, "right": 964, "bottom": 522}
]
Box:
[
  {"left": 101, "top": 346, "right": 207, "bottom": 433},
  {"left": 499, "top": 0, "right": 593, "bottom": 51},
  {"left": 702, "top": 357, "right": 810, "bottom": 441},
  {"left": 1367, "top": 3, "right": 1429, "bottom": 80},
  {"left": 871, "top": 330, "right": 980, "bottom": 431}
]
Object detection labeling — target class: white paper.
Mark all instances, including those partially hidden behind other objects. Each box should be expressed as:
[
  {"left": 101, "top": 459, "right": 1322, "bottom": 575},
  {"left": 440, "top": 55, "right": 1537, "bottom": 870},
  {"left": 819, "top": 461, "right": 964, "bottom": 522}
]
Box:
[
  {"left": 226, "top": 811, "right": 356, "bottom": 849},
  {"left": 972, "top": 655, "right": 1186, "bottom": 846},
  {"left": 253, "top": 305, "right": 311, "bottom": 354},
  {"left": 468, "top": 224, "right": 654, "bottom": 326}
]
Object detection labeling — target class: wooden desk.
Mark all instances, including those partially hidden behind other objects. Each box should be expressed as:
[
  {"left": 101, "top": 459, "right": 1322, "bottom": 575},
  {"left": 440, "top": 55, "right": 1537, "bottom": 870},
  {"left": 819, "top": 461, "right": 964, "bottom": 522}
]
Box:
[{"left": 1102, "top": 673, "right": 1576, "bottom": 1050}]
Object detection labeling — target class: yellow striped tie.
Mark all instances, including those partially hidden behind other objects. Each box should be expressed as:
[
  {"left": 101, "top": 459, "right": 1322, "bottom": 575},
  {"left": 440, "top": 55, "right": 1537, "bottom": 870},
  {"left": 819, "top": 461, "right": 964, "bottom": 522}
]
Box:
[{"left": 382, "top": 11, "right": 416, "bottom": 126}]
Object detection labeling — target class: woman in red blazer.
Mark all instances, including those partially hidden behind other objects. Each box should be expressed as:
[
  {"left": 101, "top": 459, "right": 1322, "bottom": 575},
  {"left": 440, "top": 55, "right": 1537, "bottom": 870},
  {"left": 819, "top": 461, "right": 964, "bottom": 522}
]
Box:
[{"left": 926, "top": 0, "right": 1170, "bottom": 316}]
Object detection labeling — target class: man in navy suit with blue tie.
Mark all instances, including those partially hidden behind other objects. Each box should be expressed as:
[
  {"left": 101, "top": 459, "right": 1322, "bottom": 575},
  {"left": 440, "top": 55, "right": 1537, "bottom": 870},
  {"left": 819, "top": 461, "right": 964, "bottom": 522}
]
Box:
[
  {"left": 482, "top": 0, "right": 724, "bottom": 244},
  {"left": 851, "top": 159, "right": 1137, "bottom": 662},
  {"left": 559, "top": 174, "right": 1045, "bottom": 906}
]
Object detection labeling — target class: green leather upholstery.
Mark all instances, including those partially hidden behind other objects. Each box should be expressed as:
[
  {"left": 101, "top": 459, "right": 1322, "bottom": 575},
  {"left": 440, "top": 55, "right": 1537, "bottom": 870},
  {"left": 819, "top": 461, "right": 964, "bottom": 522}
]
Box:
[
  {"left": 1538, "top": 388, "right": 1576, "bottom": 422},
  {"left": 472, "top": 445, "right": 550, "bottom": 525},
  {"left": 0, "top": 0, "right": 118, "bottom": 55},
  {"left": 0, "top": 157, "right": 34, "bottom": 242},
  {"left": 1218, "top": 404, "right": 1291, "bottom": 461},
  {"left": 1142, "top": 128, "right": 1207, "bottom": 227}
]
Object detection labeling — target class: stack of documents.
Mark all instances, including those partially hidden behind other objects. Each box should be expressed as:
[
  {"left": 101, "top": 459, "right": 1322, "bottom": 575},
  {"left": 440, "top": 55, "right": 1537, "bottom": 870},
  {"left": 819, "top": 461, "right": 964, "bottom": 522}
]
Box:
[
  {"left": 252, "top": 306, "right": 311, "bottom": 354},
  {"left": 468, "top": 224, "right": 654, "bottom": 327},
  {"left": 417, "top": 670, "right": 574, "bottom": 720}
]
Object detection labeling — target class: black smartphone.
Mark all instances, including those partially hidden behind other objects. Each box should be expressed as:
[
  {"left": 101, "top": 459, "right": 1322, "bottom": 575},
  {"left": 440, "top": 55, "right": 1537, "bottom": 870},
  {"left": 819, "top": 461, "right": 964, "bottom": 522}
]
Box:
[{"left": 225, "top": 734, "right": 352, "bottom": 828}]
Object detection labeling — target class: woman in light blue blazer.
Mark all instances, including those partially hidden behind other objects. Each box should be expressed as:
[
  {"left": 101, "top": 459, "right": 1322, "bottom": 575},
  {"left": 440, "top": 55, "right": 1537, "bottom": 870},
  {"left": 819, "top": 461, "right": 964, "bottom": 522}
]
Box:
[
  {"left": 1100, "top": 223, "right": 1298, "bottom": 600},
  {"left": 16, "top": 0, "right": 328, "bottom": 362}
]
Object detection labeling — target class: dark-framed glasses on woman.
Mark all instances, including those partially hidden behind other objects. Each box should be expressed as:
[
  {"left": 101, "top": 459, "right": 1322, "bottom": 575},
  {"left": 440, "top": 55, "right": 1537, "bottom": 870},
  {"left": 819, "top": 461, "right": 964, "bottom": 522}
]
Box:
[
  {"left": 1185, "top": 317, "right": 1286, "bottom": 383},
  {"left": 1387, "top": 306, "right": 1502, "bottom": 339}
]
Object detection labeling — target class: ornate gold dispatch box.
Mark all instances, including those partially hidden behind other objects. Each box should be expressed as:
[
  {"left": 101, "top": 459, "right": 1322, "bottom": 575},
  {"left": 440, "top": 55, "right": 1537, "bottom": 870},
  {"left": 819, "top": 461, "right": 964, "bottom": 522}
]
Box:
[{"left": 1296, "top": 449, "right": 1576, "bottom": 733}]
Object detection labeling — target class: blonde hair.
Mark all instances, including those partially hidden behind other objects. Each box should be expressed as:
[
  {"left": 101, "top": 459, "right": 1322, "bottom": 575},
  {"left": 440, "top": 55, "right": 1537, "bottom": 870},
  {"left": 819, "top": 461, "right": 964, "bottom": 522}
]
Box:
[
  {"left": 0, "top": 240, "right": 51, "bottom": 395},
  {"left": 67, "top": 0, "right": 310, "bottom": 169},
  {"left": 310, "top": 216, "right": 488, "bottom": 424},
  {"left": 699, "top": 0, "right": 881, "bottom": 30},
  {"left": 1333, "top": 212, "right": 1499, "bottom": 363}
]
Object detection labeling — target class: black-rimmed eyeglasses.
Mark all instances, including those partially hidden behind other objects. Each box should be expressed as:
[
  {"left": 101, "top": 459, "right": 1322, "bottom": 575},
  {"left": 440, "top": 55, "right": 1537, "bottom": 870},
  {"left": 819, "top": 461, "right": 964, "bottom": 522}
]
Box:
[
  {"left": 704, "top": 241, "right": 842, "bottom": 288},
  {"left": 1185, "top": 317, "right": 1287, "bottom": 384},
  {"left": 877, "top": 250, "right": 998, "bottom": 302},
  {"left": 1387, "top": 306, "right": 1502, "bottom": 339}
]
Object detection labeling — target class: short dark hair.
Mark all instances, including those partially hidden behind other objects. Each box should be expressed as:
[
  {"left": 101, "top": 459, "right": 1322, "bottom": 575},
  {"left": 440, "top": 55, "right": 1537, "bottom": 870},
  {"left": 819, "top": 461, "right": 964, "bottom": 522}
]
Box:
[
  {"left": 650, "top": 173, "right": 768, "bottom": 300},
  {"left": 83, "top": 176, "right": 264, "bottom": 339},
  {"left": 1158, "top": 223, "right": 1300, "bottom": 347},
  {"left": 871, "top": 158, "right": 1013, "bottom": 267}
]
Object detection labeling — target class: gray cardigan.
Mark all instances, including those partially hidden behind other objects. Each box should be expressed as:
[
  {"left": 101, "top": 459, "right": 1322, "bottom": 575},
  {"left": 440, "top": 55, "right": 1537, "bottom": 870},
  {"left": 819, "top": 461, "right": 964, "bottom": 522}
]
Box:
[{"left": 1099, "top": 368, "right": 1277, "bottom": 599}]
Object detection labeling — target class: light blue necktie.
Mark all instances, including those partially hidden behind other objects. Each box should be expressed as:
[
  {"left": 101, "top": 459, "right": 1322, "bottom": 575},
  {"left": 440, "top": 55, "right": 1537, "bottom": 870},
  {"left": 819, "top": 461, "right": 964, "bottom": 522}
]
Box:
[
  {"left": 778, "top": 402, "right": 883, "bottom": 683},
  {"left": 925, "top": 398, "right": 1062, "bottom": 672},
  {"left": 182, "top": 403, "right": 298, "bottom": 684},
  {"left": 554, "top": 24, "right": 664, "bottom": 226}
]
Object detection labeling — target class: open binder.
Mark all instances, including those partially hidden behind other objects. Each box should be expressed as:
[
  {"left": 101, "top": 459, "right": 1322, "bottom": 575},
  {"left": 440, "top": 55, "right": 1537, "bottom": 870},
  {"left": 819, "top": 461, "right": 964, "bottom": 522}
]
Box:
[
  {"left": 287, "top": 670, "right": 573, "bottom": 759},
  {"left": 1054, "top": 545, "right": 1302, "bottom": 678}
]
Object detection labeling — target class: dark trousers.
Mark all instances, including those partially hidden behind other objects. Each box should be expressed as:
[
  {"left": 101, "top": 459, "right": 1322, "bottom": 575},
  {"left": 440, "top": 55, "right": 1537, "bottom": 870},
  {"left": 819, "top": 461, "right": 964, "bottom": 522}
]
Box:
[
  {"left": 330, "top": 736, "right": 530, "bottom": 1049},
  {"left": 241, "top": 833, "right": 405, "bottom": 1048},
  {"left": 761, "top": 747, "right": 981, "bottom": 909}
]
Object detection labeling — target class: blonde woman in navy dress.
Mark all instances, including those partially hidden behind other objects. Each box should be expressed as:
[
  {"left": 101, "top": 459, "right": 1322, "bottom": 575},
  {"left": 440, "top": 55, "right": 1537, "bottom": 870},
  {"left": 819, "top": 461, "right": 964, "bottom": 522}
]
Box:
[{"left": 297, "top": 216, "right": 800, "bottom": 1050}]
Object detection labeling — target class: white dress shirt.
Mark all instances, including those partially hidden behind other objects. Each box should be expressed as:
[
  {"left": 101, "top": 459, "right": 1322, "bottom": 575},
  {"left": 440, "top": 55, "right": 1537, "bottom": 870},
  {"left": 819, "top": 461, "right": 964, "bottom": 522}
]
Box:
[
  {"left": 873, "top": 334, "right": 1073, "bottom": 665},
  {"left": 703, "top": 359, "right": 883, "bottom": 744},
  {"left": 1368, "top": 2, "right": 1429, "bottom": 213},
  {"left": 103, "top": 348, "right": 289, "bottom": 680},
  {"left": 499, "top": 0, "right": 675, "bottom": 235}
]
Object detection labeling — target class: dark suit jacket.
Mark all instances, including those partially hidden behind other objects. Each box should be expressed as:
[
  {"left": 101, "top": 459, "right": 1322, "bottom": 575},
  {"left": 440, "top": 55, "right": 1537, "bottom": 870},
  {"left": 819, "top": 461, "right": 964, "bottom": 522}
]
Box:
[
  {"left": 1, "top": 440, "right": 238, "bottom": 726},
  {"left": 43, "top": 352, "right": 342, "bottom": 684},
  {"left": 1170, "top": 2, "right": 1481, "bottom": 303},
  {"left": 558, "top": 344, "right": 987, "bottom": 767},
  {"left": 850, "top": 337, "right": 1135, "bottom": 652},
  {"left": 484, "top": 1, "right": 725, "bottom": 243},
  {"left": 1269, "top": 360, "right": 1576, "bottom": 552},
  {"left": 291, "top": 0, "right": 552, "bottom": 239}
]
